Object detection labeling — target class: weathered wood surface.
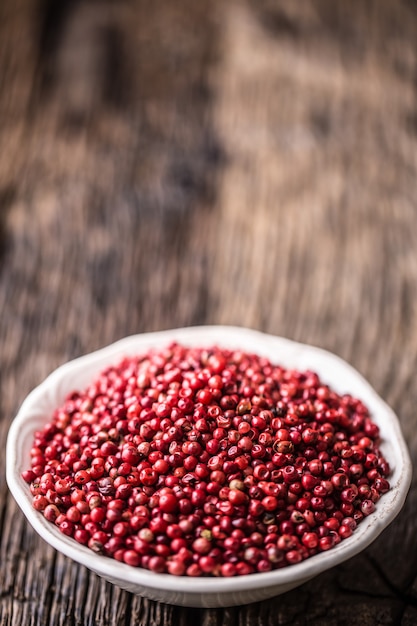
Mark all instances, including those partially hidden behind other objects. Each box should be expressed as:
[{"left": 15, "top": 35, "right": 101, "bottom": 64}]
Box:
[{"left": 1, "top": 0, "right": 417, "bottom": 623}]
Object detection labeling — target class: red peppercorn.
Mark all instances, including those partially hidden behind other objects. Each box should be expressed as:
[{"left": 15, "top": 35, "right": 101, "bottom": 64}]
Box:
[
  {"left": 261, "top": 496, "right": 278, "bottom": 511},
  {"left": 159, "top": 493, "right": 178, "bottom": 513},
  {"left": 167, "top": 559, "right": 186, "bottom": 576},
  {"left": 319, "top": 535, "right": 335, "bottom": 551},
  {"left": 55, "top": 478, "right": 72, "bottom": 494},
  {"left": 32, "top": 495, "right": 49, "bottom": 511},
  {"left": 228, "top": 489, "right": 247, "bottom": 506},
  {"left": 123, "top": 550, "right": 141, "bottom": 567},
  {"left": 74, "top": 529, "right": 90, "bottom": 545},
  {"left": 22, "top": 469, "right": 37, "bottom": 483},
  {"left": 301, "top": 532, "right": 319, "bottom": 549},
  {"left": 139, "top": 468, "right": 158, "bottom": 486},
  {"left": 59, "top": 520, "right": 75, "bottom": 537}
]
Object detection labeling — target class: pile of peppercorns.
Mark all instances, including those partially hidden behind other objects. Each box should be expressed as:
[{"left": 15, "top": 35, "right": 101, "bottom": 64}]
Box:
[{"left": 22, "top": 343, "right": 390, "bottom": 577}]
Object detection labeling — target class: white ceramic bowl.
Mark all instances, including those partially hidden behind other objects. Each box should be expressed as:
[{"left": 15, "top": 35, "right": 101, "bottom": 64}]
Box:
[{"left": 6, "top": 326, "right": 412, "bottom": 607}]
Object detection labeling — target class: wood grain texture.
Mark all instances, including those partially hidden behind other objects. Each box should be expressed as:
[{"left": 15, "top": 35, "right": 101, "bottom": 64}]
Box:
[{"left": 1, "top": 0, "right": 417, "bottom": 623}]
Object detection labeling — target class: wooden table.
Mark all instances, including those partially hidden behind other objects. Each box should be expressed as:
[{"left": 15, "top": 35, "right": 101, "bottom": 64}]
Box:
[{"left": 1, "top": 1, "right": 416, "bottom": 623}]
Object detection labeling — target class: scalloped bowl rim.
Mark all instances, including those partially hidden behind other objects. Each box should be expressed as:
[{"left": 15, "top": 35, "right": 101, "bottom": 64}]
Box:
[{"left": 6, "top": 326, "right": 412, "bottom": 603}]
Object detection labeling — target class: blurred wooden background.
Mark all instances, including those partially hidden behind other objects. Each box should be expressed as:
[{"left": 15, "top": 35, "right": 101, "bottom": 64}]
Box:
[{"left": 1, "top": 0, "right": 417, "bottom": 624}]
